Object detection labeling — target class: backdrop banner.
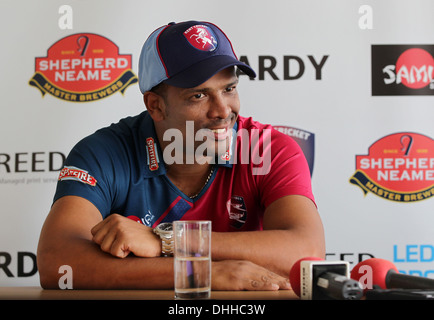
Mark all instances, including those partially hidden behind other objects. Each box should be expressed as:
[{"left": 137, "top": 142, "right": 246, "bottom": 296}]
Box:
[{"left": 1, "top": 0, "right": 434, "bottom": 286}]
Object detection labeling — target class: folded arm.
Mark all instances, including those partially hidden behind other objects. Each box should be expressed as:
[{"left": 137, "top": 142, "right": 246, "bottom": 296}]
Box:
[
  {"left": 37, "top": 195, "right": 297, "bottom": 290},
  {"left": 37, "top": 196, "right": 174, "bottom": 289}
]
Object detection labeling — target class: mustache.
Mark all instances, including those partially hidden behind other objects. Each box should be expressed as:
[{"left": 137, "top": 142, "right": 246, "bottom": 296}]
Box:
[{"left": 201, "top": 113, "right": 237, "bottom": 129}]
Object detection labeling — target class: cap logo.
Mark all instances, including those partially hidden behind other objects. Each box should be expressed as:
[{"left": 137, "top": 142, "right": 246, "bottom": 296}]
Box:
[{"left": 184, "top": 25, "right": 217, "bottom": 52}]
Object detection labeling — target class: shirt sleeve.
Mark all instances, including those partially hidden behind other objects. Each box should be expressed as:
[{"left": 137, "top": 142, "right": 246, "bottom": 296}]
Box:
[
  {"left": 53, "top": 130, "right": 125, "bottom": 218},
  {"left": 254, "top": 128, "right": 315, "bottom": 209}
]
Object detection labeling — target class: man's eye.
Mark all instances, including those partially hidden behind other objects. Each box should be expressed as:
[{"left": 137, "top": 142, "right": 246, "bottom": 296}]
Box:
[
  {"left": 193, "top": 93, "right": 204, "bottom": 99},
  {"left": 226, "top": 86, "right": 236, "bottom": 92}
]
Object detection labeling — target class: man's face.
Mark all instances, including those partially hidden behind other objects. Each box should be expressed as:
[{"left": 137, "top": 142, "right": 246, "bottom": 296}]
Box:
[{"left": 158, "top": 67, "right": 240, "bottom": 163}]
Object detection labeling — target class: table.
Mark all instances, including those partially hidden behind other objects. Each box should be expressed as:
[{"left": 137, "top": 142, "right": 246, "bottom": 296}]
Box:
[{"left": 0, "top": 286, "right": 297, "bottom": 300}]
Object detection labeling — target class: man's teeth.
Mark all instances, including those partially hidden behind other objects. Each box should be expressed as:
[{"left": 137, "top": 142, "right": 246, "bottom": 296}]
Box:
[{"left": 211, "top": 128, "right": 226, "bottom": 134}]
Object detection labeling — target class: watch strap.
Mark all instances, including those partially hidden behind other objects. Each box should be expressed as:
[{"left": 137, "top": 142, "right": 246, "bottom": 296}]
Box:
[
  {"left": 160, "top": 235, "right": 173, "bottom": 257},
  {"left": 153, "top": 228, "right": 173, "bottom": 257}
]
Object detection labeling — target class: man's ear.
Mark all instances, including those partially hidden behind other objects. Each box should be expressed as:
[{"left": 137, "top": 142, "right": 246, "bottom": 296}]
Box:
[{"left": 143, "top": 92, "right": 166, "bottom": 122}]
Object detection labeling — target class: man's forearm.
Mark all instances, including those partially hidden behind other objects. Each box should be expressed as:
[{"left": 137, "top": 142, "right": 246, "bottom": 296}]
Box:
[
  {"left": 211, "top": 229, "right": 324, "bottom": 277},
  {"left": 37, "top": 196, "right": 175, "bottom": 290},
  {"left": 38, "top": 238, "right": 174, "bottom": 289},
  {"left": 38, "top": 197, "right": 293, "bottom": 291}
]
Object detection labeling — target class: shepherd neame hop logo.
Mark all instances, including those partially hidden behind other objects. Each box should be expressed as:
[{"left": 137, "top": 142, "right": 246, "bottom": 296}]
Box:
[
  {"left": 372, "top": 45, "right": 434, "bottom": 95},
  {"left": 29, "top": 33, "right": 137, "bottom": 102},
  {"left": 350, "top": 132, "right": 434, "bottom": 202}
]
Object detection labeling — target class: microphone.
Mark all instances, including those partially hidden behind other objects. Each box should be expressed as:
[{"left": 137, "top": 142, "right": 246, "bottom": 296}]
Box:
[
  {"left": 351, "top": 258, "right": 434, "bottom": 290},
  {"left": 289, "top": 257, "right": 363, "bottom": 300}
]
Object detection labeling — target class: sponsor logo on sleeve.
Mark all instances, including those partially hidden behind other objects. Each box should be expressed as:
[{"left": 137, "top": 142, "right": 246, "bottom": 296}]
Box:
[{"left": 58, "top": 166, "right": 97, "bottom": 186}]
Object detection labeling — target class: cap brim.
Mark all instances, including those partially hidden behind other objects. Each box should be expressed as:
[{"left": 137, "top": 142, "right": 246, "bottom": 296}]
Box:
[{"left": 164, "top": 55, "right": 256, "bottom": 89}]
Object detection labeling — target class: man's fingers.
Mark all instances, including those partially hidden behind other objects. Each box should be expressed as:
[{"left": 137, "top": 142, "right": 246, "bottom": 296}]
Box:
[
  {"left": 110, "top": 236, "right": 131, "bottom": 258},
  {"left": 90, "top": 213, "right": 161, "bottom": 258},
  {"left": 247, "top": 272, "right": 290, "bottom": 291},
  {"left": 264, "top": 271, "right": 291, "bottom": 290},
  {"left": 99, "top": 229, "right": 117, "bottom": 253},
  {"left": 212, "top": 260, "right": 291, "bottom": 291}
]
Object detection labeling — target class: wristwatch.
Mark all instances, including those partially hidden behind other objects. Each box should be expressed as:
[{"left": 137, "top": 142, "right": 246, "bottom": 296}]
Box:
[{"left": 153, "top": 222, "right": 173, "bottom": 257}]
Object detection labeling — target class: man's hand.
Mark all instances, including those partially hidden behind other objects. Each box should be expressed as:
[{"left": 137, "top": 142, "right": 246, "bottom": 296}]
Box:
[
  {"left": 211, "top": 260, "right": 291, "bottom": 291},
  {"left": 91, "top": 214, "right": 161, "bottom": 258}
]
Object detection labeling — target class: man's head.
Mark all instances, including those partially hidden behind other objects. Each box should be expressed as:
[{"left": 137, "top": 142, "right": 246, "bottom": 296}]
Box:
[
  {"left": 144, "top": 67, "right": 240, "bottom": 164},
  {"left": 138, "top": 21, "right": 256, "bottom": 164},
  {"left": 138, "top": 20, "right": 256, "bottom": 94}
]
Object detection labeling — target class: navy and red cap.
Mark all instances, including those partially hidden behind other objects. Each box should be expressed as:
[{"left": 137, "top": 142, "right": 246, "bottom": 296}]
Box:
[{"left": 138, "top": 20, "right": 256, "bottom": 93}]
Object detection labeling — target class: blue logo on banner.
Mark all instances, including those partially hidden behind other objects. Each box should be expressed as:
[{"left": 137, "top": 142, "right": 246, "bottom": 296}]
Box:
[{"left": 273, "top": 125, "right": 315, "bottom": 176}]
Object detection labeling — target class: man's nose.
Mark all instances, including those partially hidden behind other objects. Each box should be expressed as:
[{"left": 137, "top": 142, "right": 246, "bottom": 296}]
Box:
[{"left": 207, "top": 94, "right": 231, "bottom": 120}]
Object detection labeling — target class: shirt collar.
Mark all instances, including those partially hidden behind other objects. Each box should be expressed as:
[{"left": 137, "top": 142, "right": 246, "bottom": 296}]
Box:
[
  {"left": 142, "top": 113, "right": 238, "bottom": 178},
  {"left": 142, "top": 112, "right": 166, "bottom": 178},
  {"left": 215, "top": 121, "right": 237, "bottom": 168}
]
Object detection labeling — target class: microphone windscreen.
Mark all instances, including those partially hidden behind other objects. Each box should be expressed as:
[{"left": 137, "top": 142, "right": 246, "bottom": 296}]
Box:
[
  {"left": 350, "top": 258, "right": 398, "bottom": 289},
  {"left": 289, "top": 256, "right": 323, "bottom": 297}
]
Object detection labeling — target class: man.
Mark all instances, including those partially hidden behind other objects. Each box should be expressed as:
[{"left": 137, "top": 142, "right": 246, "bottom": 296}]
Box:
[{"left": 37, "top": 21, "right": 325, "bottom": 290}]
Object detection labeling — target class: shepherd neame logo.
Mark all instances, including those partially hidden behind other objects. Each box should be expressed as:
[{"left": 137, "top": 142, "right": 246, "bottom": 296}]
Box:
[
  {"left": 29, "top": 33, "right": 138, "bottom": 102},
  {"left": 350, "top": 132, "right": 434, "bottom": 202},
  {"left": 372, "top": 45, "right": 434, "bottom": 95}
]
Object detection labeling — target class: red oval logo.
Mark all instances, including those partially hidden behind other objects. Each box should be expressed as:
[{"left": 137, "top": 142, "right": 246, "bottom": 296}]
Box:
[{"left": 183, "top": 25, "right": 217, "bottom": 52}]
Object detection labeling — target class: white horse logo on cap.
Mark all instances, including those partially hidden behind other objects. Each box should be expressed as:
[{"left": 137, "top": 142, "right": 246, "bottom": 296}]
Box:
[
  {"left": 185, "top": 25, "right": 217, "bottom": 51},
  {"left": 190, "top": 27, "right": 216, "bottom": 49}
]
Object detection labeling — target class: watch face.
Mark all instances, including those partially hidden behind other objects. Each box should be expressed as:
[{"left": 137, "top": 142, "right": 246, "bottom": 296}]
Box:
[{"left": 159, "top": 223, "right": 173, "bottom": 232}]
